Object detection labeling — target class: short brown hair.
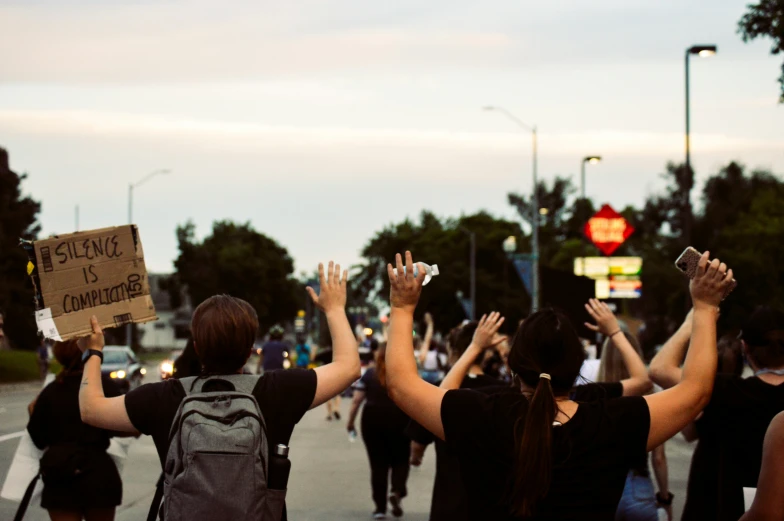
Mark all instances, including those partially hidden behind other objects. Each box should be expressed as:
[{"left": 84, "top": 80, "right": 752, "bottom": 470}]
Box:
[
  {"left": 191, "top": 295, "right": 258, "bottom": 374},
  {"left": 53, "top": 339, "right": 81, "bottom": 382}
]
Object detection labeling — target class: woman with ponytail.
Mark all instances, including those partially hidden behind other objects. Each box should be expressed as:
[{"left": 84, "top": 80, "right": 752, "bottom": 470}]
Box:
[
  {"left": 346, "top": 343, "right": 412, "bottom": 519},
  {"left": 384, "top": 251, "right": 734, "bottom": 520}
]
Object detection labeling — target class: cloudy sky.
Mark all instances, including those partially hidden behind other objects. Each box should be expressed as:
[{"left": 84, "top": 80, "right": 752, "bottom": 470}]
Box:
[{"left": 1, "top": 0, "right": 782, "bottom": 275}]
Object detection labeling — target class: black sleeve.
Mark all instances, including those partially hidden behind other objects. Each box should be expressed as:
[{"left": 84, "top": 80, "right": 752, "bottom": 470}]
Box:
[
  {"left": 124, "top": 380, "right": 184, "bottom": 436},
  {"left": 571, "top": 382, "right": 623, "bottom": 402},
  {"left": 258, "top": 369, "right": 317, "bottom": 428},
  {"left": 441, "top": 389, "right": 493, "bottom": 446},
  {"left": 405, "top": 420, "right": 436, "bottom": 446},
  {"left": 27, "top": 384, "right": 54, "bottom": 450},
  {"left": 606, "top": 397, "right": 651, "bottom": 460}
]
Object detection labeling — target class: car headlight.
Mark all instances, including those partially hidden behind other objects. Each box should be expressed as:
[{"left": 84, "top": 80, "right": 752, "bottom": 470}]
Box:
[
  {"left": 109, "top": 370, "right": 127, "bottom": 379},
  {"left": 140, "top": 367, "right": 147, "bottom": 375},
  {"left": 283, "top": 359, "right": 291, "bottom": 369},
  {"left": 160, "top": 362, "right": 173, "bottom": 374}
]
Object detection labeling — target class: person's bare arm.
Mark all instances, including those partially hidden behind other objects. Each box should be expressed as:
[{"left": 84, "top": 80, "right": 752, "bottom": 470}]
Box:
[
  {"left": 386, "top": 252, "right": 446, "bottom": 441},
  {"left": 417, "top": 313, "right": 434, "bottom": 366},
  {"left": 440, "top": 312, "right": 505, "bottom": 391},
  {"left": 77, "top": 316, "right": 139, "bottom": 434},
  {"left": 345, "top": 390, "right": 366, "bottom": 432},
  {"left": 681, "top": 414, "right": 703, "bottom": 442},
  {"left": 649, "top": 311, "right": 693, "bottom": 390},
  {"left": 644, "top": 253, "right": 732, "bottom": 451},
  {"left": 740, "top": 412, "right": 784, "bottom": 520},
  {"left": 651, "top": 444, "right": 673, "bottom": 521},
  {"left": 584, "top": 299, "right": 652, "bottom": 396},
  {"left": 308, "top": 262, "right": 361, "bottom": 409}
]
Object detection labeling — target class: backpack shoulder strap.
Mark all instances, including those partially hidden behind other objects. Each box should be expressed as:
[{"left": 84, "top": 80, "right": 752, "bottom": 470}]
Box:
[{"left": 178, "top": 376, "right": 200, "bottom": 396}]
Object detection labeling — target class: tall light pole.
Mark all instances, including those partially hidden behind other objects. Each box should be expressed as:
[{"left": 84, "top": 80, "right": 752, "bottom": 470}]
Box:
[
  {"left": 580, "top": 156, "right": 602, "bottom": 275},
  {"left": 484, "top": 106, "right": 539, "bottom": 312},
  {"left": 684, "top": 44, "right": 717, "bottom": 246},
  {"left": 127, "top": 168, "right": 170, "bottom": 347}
]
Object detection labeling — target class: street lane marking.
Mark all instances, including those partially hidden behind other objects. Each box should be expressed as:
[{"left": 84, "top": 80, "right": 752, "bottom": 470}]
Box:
[{"left": 0, "top": 431, "right": 24, "bottom": 443}]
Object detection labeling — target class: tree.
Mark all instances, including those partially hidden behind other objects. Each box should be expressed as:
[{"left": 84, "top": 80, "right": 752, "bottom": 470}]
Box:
[
  {"left": 0, "top": 147, "right": 41, "bottom": 349},
  {"left": 354, "top": 211, "right": 526, "bottom": 334},
  {"left": 173, "top": 220, "right": 302, "bottom": 335},
  {"left": 738, "top": 0, "right": 784, "bottom": 102}
]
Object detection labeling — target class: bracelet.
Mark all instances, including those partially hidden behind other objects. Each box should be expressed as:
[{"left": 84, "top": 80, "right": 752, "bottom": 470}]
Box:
[
  {"left": 656, "top": 492, "right": 674, "bottom": 506},
  {"left": 608, "top": 329, "right": 623, "bottom": 338}
]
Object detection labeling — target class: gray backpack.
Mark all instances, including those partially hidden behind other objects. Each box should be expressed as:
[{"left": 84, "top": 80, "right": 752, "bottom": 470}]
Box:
[{"left": 159, "top": 374, "right": 286, "bottom": 521}]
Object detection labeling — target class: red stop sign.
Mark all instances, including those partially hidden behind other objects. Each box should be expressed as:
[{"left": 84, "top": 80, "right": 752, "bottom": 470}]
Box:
[{"left": 583, "top": 204, "right": 635, "bottom": 256}]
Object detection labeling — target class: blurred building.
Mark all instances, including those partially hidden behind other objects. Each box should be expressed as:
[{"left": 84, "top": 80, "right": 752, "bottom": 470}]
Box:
[{"left": 138, "top": 274, "right": 191, "bottom": 351}]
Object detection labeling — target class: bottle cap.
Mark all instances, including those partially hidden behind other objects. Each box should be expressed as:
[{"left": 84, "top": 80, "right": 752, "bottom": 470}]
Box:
[
  {"left": 275, "top": 444, "right": 289, "bottom": 457},
  {"left": 430, "top": 264, "right": 440, "bottom": 276}
]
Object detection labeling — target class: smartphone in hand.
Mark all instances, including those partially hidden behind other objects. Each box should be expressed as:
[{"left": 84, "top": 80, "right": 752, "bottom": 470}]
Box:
[{"left": 675, "top": 247, "right": 737, "bottom": 299}]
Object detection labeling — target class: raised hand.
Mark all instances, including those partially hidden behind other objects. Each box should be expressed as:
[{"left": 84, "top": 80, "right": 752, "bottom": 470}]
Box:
[
  {"left": 689, "top": 251, "right": 733, "bottom": 311},
  {"left": 306, "top": 261, "right": 348, "bottom": 314},
  {"left": 77, "top": 315, "right": 105, "bottom": 353},
  {"left": 584, "top": 299, "right": 621, "bottom": 336},
  {"left": 387, "top": 251, "right": 425, "bottom": 313},
  {"left": 472, "top": 312, "right": 506, "bottom": 350}
]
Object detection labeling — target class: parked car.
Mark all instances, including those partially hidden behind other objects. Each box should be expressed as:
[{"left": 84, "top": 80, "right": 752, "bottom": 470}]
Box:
[
  {"left": 159, "top": 350, "right": 182, "bottom": 380},
  {"left": 101, "top": 346, "right": 145, "bottom": 393}
]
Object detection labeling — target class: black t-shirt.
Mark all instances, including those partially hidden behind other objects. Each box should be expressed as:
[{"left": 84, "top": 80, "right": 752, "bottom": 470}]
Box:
[
  {"left": 125, "top": 369, "right": 316, "bottom": 466},
  {"left": 406, "top": 372, "right": 504, "bottom": 521},
  {"left": 682, "top": 374, "right": 784, "bottom": 521},
  {"left": 28, "top": 372, "right": 122, "bottom": 450},
  {"left": 441, "top": 387, "right": 650, "bottom": 520},
  {"left": 354, "top": 367, "right": 396, "bottom": 407}
]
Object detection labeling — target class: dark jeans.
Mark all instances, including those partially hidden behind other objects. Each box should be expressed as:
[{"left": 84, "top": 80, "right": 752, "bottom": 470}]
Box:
[{"left": 361, "top": 406, "right": 411, "bottom": 514}]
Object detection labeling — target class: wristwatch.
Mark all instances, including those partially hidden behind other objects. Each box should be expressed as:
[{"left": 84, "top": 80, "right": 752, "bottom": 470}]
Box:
[
  {"left": 656, "top": 492, "right": 674, "bottom": 506},
  {"left": 81, "top": 349, "right": 103, "bottom": 364}
]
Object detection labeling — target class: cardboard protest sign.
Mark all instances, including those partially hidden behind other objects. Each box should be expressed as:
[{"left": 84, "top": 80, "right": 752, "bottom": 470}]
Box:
[{"left": 26, "top": 225, "right": 157, "bottom": 341}]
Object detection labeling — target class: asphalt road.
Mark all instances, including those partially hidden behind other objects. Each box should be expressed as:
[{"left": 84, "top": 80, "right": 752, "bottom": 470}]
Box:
[{"left": 0, "top": 365, "right": 697, "bottom": 520}]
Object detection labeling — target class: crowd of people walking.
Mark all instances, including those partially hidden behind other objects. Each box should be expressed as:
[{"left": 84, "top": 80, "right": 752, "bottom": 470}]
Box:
[{"left": 16, "top": 251, "right": 784, "bottom": 520}]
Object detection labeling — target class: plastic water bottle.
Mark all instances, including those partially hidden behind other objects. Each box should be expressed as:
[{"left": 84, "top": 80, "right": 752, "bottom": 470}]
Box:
[
  {"left": 348, "top": 429, "right": 358, "bottom": 443},
  {"left": 393, "top": 262, "right": 440, "bottom": 286},
  {"left": 268, "top": 444, "right": 291, "bottom": 490}
]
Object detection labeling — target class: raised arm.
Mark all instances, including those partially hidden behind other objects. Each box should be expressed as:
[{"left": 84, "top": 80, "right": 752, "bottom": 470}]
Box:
[
  {"left": 78, "top": 316, "right": 139, "bottom": 433},
  {"left": 440, "top": 312, "right": 505, "bottom": 391},
  {"left": 644, "top": 252, "right": 732, "bottom": 451},
  {"left": 308, "top": 261, "right": 361, "bottom": 409},
  {"left": 740, "top": 412, "right": 784, "bottom": 521},
  {"left": 386, "top": 252, "right": 447, "bottom": 440},
  {"left": 416, "top": 313, "right": 435, "bottom": 366},
  {"left": 584, "top": 299, "right": 652, "bottom": 396},
  {"left": 649, "top": 310, "right": 693, "bottom": 389}
]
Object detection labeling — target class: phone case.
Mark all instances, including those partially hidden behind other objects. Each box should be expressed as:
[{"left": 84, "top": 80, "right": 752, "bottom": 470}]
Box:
[{"left": 674, "top": 247, "right": 737, "bottom": 300}]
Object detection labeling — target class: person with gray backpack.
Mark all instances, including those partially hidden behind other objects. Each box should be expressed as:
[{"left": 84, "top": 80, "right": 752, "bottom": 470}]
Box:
[{"left": 76, "top": 261, "right": 360, "bottom": 521}]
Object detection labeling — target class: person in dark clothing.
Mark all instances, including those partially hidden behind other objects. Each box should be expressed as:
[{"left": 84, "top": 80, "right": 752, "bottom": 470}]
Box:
[
  {"left": 77, "top": 262, "right": 362, "bottom": 521},
  {"left": 257, "top": 325, "right": 289, "bottom": 373},
  {"left": 347, "top": 344, "right": 410, "bottom": 519},
  {"left": 27, "top": 339, "right": 123, "bottom": 521},
  {"left": 406, "top": 316, "right": 506, "bottom": 521},
  {"left": 172, "top": 338, "right": 202, "bottom": 379},
  {"left": 651, "top": 306, "right": 784, "bottom": 521},
  {"left": 384, "top": 251, "right": 732, "bottom": 520},
  {"left": 36, "top": 338, "right": 50, "bottom": 380}
]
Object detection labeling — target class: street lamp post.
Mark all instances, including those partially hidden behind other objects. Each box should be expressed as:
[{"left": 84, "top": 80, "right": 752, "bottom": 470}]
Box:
[
  {"left": 580, "top": 156, "right": 602, "bottom": 274},
  {"left": 684, "top": 44, "right": 717, "bottom": 245},
  {"left": 458, "top": 227, "right": 477, "bottom": 320},
  {"left": 126, "top": 168, "right": 170, "bottom": 347},
  {"left": 484, "top": 106, "right": 540, "bottom": 312}
]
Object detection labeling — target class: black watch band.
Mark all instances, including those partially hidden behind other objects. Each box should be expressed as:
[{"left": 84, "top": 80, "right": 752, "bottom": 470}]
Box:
[
  {"left": 81, "top": 349, "right": 103, "bottom": 364},
  {"left": 656, "top": 492, "right": 674, "bottom": 506}
]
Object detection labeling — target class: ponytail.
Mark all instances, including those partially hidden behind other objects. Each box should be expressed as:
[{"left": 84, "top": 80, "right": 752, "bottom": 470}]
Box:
[{"left": 511, "top": 373, "right": 557, "bottom": 517}]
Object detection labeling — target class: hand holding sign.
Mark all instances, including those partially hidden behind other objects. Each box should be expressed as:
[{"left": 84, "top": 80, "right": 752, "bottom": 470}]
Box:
[{"left": 77, "top": 315, "right": 105, "bottom": 353}]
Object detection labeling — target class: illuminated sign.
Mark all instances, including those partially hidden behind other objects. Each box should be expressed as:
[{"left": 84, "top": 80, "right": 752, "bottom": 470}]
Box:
[
  {"left": 574, "top": 257, "right": 642, "bottom": 299},
  {"left": 583, "top": 204, "right": 635, "bottom": 256}
]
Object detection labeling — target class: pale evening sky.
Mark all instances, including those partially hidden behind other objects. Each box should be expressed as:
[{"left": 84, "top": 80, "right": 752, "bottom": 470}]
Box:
[{"left": 1, "top": 0, "right": 782, "bottom": 275}]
